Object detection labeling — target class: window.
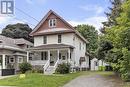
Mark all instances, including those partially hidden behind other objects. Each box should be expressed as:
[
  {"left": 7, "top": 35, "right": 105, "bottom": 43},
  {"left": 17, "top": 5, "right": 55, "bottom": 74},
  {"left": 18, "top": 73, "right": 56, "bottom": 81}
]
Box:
[
  {"left": 9, "top": 58, "right": 15, "bottom": 63},
  {"left": 59, "top": 53, "right": 61, "bottom": 59},
  {"left": 29, "top": 53, "right": 33, "bottom": 60},
  {"left": 29, "top": 57, "right": 32, "bottom": 60},
  {"left": 73, "top": 36, "right": 75, "bottom": 41},
  {"left": 41, "top": 52, "right": 47, "bottom": 60},
  {"left": 62, "top": 56, "right": 66, "bottom": 60},
  {"left": 70, "top": 53, "right": 71, "bottom": 59},
  {"left": 43, "top": 36, "right": 47, "bottom": 44},
  {"left": 83, "top": 43, "right": 85, "bottom": 50},
  {"left": 0, "top": 40, "right": 3, "bottom": 44},
  {"left": 18, "top": 57, "right": 23, "bottom": 63},
  {"left": 95, "top": 61, "right": 98, "bottom": 66},
  {"left": 58, "top": 35, "right": 62, "bottom": 43},
  {"left": 41, "top": 52, "right": 44, "bottom": 60},
  {"left": 79, "top": 42, "right": 81, "bottom": 50},
  {"left": 49, "top": 19, "right": 56, "bottom": 27}
]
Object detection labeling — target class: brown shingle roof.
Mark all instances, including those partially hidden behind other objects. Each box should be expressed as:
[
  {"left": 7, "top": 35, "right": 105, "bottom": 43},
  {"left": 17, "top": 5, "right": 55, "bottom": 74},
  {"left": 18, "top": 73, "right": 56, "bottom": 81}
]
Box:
[
  {"left": 33, "top": 28, "right": 75, "bottom": 36},
  {"left": 0, "top": 35, "right": 33, "bottom": 51},
  {"left": 27, "top": 44, "right": 74, "bottom": 51}
]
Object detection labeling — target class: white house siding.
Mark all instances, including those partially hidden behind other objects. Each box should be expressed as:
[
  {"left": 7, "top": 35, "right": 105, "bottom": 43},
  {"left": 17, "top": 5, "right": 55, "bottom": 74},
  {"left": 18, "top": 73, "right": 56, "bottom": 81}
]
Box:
[
  {"left": 91, "top": 58, "right": 98, "bottom": 70},
  {"left": 33, "top": 32, "right": 89, "bottom": 68},
  {"left": 73, "top": 34, "right": 87, "bottom": 67},
  {"left": 34, "top": 36, "right": 44, "bottom": 46},
  {"left": 34, "top": 33, "right": 74, "bottom": 47},
  {"left": 85, "top": 55, "right": 90, "bottom": 68}
]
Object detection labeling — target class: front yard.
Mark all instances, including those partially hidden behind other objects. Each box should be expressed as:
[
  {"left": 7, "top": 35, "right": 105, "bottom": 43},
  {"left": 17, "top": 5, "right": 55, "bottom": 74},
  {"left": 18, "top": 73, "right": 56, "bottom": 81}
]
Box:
[
  {"left": 0, "top": 71, "right": 130, "bottom": 87},
  {"left": 0, "top": 72, "right": 89, "bottom": 87}
]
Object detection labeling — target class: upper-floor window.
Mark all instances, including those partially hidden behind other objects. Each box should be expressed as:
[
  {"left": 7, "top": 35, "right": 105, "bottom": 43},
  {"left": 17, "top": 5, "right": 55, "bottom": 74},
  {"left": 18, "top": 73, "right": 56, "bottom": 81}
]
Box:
[
  {"left": 58, "top": 35, "right": 62, "bottom": 43},
  {"left": 83, "top": 43, "right": 84, "bottom": 50},
  {"left": 43, "top": 36, "right": 47, "bottom": 44},
  {"left": 79, "top": 42, "right": 81, "bottom": 50},
  {"left": 49, "top": 19, "right": 56, "bottom": 28}
]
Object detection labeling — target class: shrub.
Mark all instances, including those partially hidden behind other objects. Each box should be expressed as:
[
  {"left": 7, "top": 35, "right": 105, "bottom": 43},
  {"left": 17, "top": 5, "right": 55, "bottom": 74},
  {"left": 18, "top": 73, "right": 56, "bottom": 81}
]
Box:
[
  {"left": 98, "top": 66, "right": 106, "bottom": 71},
  {"left": 55, "top": 63, "right": 71, "bottom": 74},
  {"left": 32, "top": 65, "right": 44, "bottom": 73},
  {"left": 19, "top": 62, "right": 32, "bottom": 74}
]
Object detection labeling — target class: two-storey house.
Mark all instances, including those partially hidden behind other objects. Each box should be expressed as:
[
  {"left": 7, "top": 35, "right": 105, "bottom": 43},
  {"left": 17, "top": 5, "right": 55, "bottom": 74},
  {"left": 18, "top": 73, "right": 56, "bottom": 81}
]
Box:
[{"left": 28, "top": 10, "right": 90, "bottom": 74}]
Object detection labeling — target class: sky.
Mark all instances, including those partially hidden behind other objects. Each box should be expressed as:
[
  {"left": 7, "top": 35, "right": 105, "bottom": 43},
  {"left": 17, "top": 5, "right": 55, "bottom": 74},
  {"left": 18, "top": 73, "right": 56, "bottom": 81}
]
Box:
[{"left": 0, "top": 0, "right": 111, "bottom": 33}]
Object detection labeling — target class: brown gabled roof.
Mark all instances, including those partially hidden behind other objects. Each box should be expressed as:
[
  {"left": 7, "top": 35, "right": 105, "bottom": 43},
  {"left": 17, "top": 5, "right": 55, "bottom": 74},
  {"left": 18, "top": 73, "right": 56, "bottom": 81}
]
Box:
[
  {"left": 27, "top": 44, "right": 74, "bottom": 51},
  {"left": 30, "top": 10, "right": 89, "bottom": 43},
  {"left": 32, "top": 28, "right": 75, "bottom": 36}
]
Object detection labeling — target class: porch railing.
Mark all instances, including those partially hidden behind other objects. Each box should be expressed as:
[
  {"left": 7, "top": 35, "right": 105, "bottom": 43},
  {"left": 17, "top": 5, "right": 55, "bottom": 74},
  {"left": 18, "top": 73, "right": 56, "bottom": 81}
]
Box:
[
  {"left": 54, "top": 59, "right": 59, "bottom": 69},
  {"left": 44, "top": 59, "right": 50, "bottom": 72},
  {"left": 29, "top": 60, "right": 47, "bottom": 65}
]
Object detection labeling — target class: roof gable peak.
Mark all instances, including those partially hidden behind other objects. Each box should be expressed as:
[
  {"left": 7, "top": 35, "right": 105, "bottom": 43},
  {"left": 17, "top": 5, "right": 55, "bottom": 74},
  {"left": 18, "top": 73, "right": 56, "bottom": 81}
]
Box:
[{"left": 30, "top": 10, "right": 74, "bottom": 36}]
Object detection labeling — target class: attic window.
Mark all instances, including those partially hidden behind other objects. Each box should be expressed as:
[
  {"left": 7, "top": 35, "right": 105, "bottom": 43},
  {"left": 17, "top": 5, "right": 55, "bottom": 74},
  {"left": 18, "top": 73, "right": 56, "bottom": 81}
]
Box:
[{"left": 49, "top": 19, "right": 56, "bottom": 28}]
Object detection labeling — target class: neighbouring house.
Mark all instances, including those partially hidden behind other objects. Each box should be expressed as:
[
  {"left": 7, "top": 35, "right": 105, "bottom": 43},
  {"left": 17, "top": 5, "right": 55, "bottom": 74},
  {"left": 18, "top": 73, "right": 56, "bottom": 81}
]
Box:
[
  {"left": 0, "top": 35, "right": 33, "bottom": 76},
  {"left": 27, "top": 10, "right": 90, "bottom": 74}
]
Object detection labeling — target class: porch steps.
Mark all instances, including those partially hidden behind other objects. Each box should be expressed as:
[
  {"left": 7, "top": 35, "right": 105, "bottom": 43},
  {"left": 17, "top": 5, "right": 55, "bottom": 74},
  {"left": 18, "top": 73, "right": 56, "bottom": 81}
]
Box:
[{"left": 44, "top": 66, "right": 56, "bottom": 75}]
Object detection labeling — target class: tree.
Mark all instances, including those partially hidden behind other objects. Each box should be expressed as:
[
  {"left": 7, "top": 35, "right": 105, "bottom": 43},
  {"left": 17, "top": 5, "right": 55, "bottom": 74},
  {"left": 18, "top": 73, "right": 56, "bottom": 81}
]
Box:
[
  {"left": 100, "top": 0, "right": 123, "bottom": 33},
  {"left": 76, "top": 24, "right": 98, "bottom": 52},
  {"left": 96, "top": 35, "right": 113, "bottom": 60},
  {"left": 99, "top": 0, "right": 130, "bottom": 80},
  {"left": 1, "top": 23, "right": 33, "bottom": 42}
]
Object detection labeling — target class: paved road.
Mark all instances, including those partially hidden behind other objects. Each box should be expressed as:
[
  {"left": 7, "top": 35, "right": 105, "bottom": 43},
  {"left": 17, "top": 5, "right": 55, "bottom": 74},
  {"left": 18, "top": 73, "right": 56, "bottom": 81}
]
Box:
[{"left": 63, "top": 74, "right": 126, "bottom": 87}]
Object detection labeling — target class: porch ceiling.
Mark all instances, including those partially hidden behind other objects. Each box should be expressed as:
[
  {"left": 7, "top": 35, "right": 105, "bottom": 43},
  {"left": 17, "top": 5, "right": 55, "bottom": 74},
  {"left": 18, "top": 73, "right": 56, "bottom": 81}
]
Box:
[{"left": 27, "top": 44, "right": 74, "bottom": 51}]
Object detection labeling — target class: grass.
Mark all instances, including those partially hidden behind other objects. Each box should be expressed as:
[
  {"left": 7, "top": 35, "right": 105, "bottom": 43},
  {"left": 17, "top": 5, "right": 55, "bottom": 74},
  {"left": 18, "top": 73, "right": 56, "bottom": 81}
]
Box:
[
  {"left": 0, "top": 71, "right": 130, "bottom": 87},
  {"left": 0, "top": 72, "right": 89, "bottom": 87}
]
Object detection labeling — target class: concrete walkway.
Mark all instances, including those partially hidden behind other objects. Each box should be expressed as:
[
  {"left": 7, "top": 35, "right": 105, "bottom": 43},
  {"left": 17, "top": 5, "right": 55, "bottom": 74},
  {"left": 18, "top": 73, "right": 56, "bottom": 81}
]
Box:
[
  {"left": 63, "top": 74, "right": 126, "bottom": 87},
  {"left": 0, "top": 75, "right": 15, "bottom": 80}
]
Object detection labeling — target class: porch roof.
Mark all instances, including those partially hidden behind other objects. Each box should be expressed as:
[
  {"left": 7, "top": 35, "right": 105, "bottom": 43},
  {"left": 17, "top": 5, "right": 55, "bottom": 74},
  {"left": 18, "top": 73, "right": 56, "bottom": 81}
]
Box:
[{"left": 27, "top": 44, "right": 74, "bottom": 51}]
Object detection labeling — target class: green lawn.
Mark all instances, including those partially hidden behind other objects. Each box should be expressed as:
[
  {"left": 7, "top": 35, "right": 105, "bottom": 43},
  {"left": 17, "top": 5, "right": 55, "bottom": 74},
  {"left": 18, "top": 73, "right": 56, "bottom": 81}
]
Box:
[
  {"left": 0, "top": 72, "right": 89, "bottom": 87},
  {"left": 0, "top": 71, "right": 130, "bottom": 87}
]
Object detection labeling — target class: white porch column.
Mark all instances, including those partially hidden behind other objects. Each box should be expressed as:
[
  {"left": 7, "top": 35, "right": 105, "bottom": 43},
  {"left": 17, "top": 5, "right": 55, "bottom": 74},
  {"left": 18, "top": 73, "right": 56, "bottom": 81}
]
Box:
[
  {"left": 68, "top": 49, "right": 71, "bottom": 62},
  {"left": 48, "top": 50, "right": 50, "bottom": 60},
  {"left": 57, "top": 50, "right": 59, "bottom": 60},
  {"left": 27, "top": 51, "right": 29, "bottom": 62},
  {"left": 2, "top": 54, "right": 6, "bottom": 69}
]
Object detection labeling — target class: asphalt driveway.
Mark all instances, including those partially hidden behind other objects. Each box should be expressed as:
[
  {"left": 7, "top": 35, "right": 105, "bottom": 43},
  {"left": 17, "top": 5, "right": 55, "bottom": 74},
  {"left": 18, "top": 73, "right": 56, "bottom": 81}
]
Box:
[{"left": 63, "top": 72, "right": 128, "bottom": 87}]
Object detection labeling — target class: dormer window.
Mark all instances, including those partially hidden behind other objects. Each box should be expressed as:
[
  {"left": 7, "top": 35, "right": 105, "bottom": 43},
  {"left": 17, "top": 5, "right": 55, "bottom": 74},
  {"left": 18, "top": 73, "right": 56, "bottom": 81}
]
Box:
[{"left": 49, "top": 19, "right": 56, "bottom": 28}]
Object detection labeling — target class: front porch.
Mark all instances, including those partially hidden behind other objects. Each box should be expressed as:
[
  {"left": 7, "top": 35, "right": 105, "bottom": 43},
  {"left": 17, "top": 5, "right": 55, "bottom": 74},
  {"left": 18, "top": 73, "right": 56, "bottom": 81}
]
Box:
[
  {"left": 28, "top": 44, "right": 75, "bottom": 74},
  {"left": 0, "top": 54, "right": 27, "bottom": 69},
  {"left": 0, "top": 54, "right": 27, "bottom": 76},
  {"left": 29, "top": 49, "right": 72, "bottom": 64}
]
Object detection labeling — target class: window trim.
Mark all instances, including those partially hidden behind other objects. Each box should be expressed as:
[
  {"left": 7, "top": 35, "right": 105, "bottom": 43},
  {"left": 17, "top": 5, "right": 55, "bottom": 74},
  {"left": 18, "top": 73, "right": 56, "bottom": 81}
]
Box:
[
  {"left": 79, "top": 42, "right": 81, "bottom": 50},
  {"left": 9, "top": 57, "right": 15, "bottom": 63},
  {"left": 43, "top": 36, "right": 47, "bottom": 44},
  {"left": 18, "top": 57, "right": 23, "bottom": 63},
  {"left": 49, "top": 19, "right": 56, "bottom": 28},
  {"left": 58, "top": 34, "right": 62, "bottom": 43}
]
